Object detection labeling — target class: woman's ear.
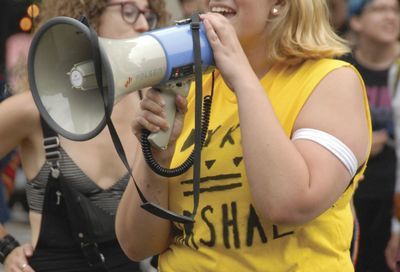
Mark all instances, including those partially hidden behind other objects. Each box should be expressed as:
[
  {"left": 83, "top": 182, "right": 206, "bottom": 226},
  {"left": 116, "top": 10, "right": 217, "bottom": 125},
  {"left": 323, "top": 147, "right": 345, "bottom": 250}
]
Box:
[{"left": 270, "top": 0, "right": 286, "bottom": 16}]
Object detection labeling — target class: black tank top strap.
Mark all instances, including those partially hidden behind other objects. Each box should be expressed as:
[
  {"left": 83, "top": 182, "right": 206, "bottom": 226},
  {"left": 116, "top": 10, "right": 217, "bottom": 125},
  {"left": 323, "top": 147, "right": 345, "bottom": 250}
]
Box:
[
  {"left": 40, "top": 117, "right": 61, "bottom": 172},
  {"left": 40, "top": 116, "right": 57, "bottom": 138}
]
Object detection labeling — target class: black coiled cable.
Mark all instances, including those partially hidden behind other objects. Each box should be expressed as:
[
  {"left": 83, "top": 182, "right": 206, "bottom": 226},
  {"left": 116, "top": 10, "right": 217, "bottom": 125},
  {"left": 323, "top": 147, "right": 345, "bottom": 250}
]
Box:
[{"left": 141, "top": 95, "right": 212, "bottom": 177}]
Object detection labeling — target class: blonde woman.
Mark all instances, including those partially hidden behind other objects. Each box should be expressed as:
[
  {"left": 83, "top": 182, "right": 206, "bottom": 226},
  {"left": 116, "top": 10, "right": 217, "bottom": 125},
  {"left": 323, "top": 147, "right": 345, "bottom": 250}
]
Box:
[
  {"left": 116, "top": 0, "right": 372, "bottom": 271},
  {"left": 0, "top": 0, "right": 169, "bottom": 271}
]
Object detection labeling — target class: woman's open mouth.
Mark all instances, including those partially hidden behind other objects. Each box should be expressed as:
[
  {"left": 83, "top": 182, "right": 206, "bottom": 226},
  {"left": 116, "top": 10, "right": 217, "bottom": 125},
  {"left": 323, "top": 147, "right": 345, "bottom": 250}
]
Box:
[{"left": 210, "top": 6, "right": 237, "bottom": 18}]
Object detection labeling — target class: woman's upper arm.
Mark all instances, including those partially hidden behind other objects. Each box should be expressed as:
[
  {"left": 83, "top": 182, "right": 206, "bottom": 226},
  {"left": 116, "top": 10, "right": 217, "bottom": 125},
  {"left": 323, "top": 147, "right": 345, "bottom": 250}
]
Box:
[
  {"left": 292, "top": 66, "right": 370, "bottom": 216},
  {"left": 0, "top": 92, "right": 40, "bottom": 157}
]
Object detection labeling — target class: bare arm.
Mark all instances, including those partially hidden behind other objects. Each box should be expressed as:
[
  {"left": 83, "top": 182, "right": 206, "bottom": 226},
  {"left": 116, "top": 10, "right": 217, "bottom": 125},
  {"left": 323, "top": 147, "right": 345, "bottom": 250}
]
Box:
[
  {"left": 0, "top": 92, "right": 40, "bottom": 158},
  {"left": 116, "top": 90, "right": 187, "bottom": 261},
  {"left": 236, "top": 67, "right": 369, "bottom": 224},
  {"left": 202, "top": 13, "right": 370, "bottom": 225},
  {"left": 116, "top": 155, "right": 172, "bottom": 261},
  {"left": 0, "top": 93, "right": 39, "bottom": 271}
]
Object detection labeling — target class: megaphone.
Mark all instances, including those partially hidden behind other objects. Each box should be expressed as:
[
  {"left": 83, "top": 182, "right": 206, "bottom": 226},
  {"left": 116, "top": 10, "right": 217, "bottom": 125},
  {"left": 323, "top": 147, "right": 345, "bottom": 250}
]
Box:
[{"left": 28, "top": 16, "right": 214, "bottom": 149}]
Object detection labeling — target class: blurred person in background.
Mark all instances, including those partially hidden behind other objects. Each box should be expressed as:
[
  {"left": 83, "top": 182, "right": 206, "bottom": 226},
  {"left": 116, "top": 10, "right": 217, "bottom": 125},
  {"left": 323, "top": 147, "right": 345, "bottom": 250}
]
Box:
[
  {"left": 386, "top": 48, "right": 400, "bottom": 272},
  {"left": 385, "top": 12, "right": 400, "bottom": 272},
  {"left": 344, "top": 0, "right": 400, "bottom": 271},
  {"left": 0, "top": 0, "right": 169, "bottom": 271},
  {"left": 328, "top": 0, "right": 350, "bottom": 36},
  {"left": 0, "top": 32, "right": 31, "bottom": 225},
  {"left": 0, "top": 1, "right": 34, "bottom": 227},
  {"left": 4, "top": 32, "right": 33, "bottom": 218}
]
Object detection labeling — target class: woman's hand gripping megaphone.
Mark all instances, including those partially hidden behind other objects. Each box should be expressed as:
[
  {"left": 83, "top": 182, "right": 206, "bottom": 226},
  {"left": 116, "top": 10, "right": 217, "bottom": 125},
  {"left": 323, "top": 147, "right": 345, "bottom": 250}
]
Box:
[
  {"left": 133, "top": 86, "right": 188, "bottom": 161},
  {"left": 145, "top": 80, "right": 191, "bottom": 150}
]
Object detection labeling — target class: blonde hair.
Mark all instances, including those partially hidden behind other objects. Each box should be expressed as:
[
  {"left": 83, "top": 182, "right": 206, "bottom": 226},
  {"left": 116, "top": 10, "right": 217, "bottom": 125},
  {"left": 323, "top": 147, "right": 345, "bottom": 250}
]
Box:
[{"left": 267, "top": 0, "right": 349, "bottom": 65}]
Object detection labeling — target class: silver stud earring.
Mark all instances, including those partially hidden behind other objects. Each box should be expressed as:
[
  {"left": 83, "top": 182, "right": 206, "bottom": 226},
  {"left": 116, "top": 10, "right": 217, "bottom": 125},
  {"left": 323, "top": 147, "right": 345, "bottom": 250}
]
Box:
[{"left": 272, "top": 8, "right": 279, "bottom": 16}]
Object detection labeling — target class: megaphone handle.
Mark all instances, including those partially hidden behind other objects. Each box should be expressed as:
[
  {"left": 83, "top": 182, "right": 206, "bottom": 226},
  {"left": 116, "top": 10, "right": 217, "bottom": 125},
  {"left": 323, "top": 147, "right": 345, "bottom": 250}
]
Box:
[{"left": 147, "top": 90, "right": 177, "bottom": 149}]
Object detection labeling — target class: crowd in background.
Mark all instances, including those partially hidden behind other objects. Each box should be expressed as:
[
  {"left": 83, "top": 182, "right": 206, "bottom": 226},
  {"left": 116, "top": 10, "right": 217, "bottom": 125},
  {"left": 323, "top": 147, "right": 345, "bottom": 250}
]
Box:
[
  {"left": 0, "top": 0, "right": 399, "bottom": 271},
  {"left": 330, "top": 0, "right": 400, "bottom": 271}
]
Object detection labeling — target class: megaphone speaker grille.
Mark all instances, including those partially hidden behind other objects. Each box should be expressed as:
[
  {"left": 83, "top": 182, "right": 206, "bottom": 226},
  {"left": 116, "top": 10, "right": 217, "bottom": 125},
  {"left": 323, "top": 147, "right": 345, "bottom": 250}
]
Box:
[{"left": 28, "top": 17, "right": 113, "bottom": 141}]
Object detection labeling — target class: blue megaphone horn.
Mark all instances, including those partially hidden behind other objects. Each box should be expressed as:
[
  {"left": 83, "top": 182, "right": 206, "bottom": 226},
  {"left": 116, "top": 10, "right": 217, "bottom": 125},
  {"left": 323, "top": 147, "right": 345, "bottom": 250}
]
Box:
[{"left": 28, "top": 16, "right": 215, "bottom": 149}]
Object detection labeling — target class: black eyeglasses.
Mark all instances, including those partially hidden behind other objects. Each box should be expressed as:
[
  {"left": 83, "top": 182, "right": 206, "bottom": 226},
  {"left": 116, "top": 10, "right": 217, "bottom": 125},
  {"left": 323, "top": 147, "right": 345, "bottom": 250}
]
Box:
[{"left": 106, "top": 2, "right": 158, "bottom": 30}]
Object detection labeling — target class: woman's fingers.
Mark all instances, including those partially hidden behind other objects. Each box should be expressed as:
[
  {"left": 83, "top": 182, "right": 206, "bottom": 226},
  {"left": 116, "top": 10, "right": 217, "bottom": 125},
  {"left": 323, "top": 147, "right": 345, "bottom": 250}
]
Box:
[
  {"left": 132, "top": 87, "right": 188, "bottom": 147},
  {"left": 200, "top": 13, "right": 234, "bottom": 45},
  {"left": 202, "top": 16, "right": 219, "bottom": 41},
  {"left": 18, "top": 262, "right": 35, "bottom": 272},
  {"left": 141, "top": 89, "right": 166, "bottom": 116},
  {"left": 175, "top": 94, "right": 188, "bottom": 115},
  {"left": 146, "top": 88, "right": 166, "bottom": 107},
  {"left": 136, "top": 88, "right": 170, "bottom": 132},
  {"left": 22, "top": 244, "right": 33, "bottom": 257},
  {"left": 136, "top": 109, "right": 169, "bottom": 132},
  {"left": 168, "top": 94, "right": 187, "bottom": 143},
  {"left": 4, "top": 245, "right": 35, "bottom": 272}
]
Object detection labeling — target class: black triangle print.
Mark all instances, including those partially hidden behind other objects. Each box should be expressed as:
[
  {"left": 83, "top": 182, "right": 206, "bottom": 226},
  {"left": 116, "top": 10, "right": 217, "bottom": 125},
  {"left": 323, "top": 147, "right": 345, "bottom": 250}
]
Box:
[
  {"left": 205, "top": 160, "right": 216, "bottom": 169},
  {"left": 233, "top": 157, "right": 243, "bottom": 167},
  {"left": 181, "top": 129, "right": 195, "bottom": 152}
]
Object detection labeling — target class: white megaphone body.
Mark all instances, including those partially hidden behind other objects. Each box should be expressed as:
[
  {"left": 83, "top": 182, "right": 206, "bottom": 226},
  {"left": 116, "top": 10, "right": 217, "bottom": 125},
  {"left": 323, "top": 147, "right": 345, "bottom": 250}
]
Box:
[{"left": 28, "top": 16, "right": 214, "bottom": 149}]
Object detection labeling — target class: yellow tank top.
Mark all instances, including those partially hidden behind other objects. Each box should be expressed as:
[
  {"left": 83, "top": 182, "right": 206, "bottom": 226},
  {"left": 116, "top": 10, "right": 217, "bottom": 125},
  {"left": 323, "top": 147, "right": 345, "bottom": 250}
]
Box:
[{"left": 160, "top": 59, "right": 371, "bottom": 272}]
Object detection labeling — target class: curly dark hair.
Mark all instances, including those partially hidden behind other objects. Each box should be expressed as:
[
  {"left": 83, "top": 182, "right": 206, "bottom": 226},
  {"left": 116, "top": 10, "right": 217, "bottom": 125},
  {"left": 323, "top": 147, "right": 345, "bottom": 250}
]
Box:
[
  {"left": 7, "top": 0, "right": 170, "bottom": 95},
  {"left": 37, "top": 0, "right": 170, "bottom": 32}
]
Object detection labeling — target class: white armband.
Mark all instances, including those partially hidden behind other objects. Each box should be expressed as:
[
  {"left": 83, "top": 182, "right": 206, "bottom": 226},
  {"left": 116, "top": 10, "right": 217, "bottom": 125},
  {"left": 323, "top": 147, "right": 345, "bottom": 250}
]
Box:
[{"left": 292, "top": 128, "right": 358, "bottom": 177}]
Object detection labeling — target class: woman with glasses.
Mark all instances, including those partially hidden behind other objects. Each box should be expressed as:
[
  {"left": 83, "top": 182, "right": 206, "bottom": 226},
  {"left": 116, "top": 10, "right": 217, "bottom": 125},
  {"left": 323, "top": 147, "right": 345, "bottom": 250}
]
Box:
[
  {"left": 116, "top": 0, "right": 372, "bottom": 271},
  {"left": 0, "top": 0, "right": 168, "bottom": 271}
]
